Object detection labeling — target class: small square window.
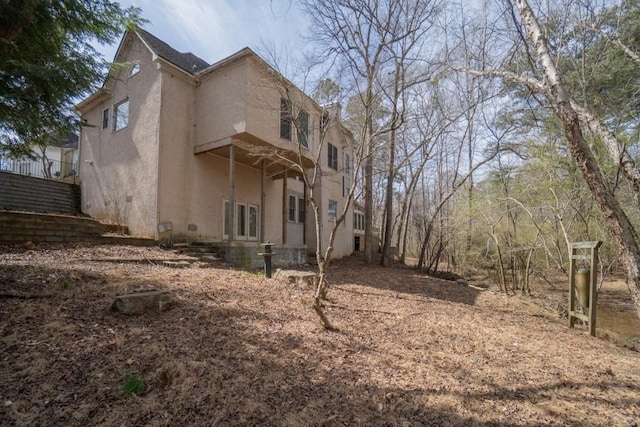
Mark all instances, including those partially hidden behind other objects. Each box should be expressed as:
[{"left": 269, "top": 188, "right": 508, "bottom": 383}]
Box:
[
  {"left": 113, "top": 99, "right": 129, "bottom": 131},
  {"left": 102, "top": 108, "right": 110, "bottom": 129}
]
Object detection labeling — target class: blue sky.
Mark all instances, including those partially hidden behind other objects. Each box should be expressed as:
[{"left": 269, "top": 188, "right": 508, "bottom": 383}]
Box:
[{"left": 97, "top": 0, "right": 308, "bottom": 66}]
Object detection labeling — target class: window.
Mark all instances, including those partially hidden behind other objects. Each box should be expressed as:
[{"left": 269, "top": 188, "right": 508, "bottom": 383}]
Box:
[
  {"left": 223, "top": 200, "right": 231, "bottom": 238},
  {"left": 113, "top": 98, "right": 129, "bottom": 131},
  {"left": 102, "top": 108, "right": 110, "bottom": 129},
  {"left": 328, "top": 200, "right": 338, "bottom": 222},
  {"left": 237, "top": 203, "right": 247, "bottom": 238},
  {"left": 320, "top": 111, "right": 330, "bottom": 134},
  {"left": 328, "top": 143, "right": 338, "bottom": 170},
  {"left": 248, "top": 205, "right": 258, "bottom": 239},
  {"left": 297, "top": 109, "right": 309, "bottom": 148},
  {"left": 224, "top": 199, "right": 260, "bottom": 241},
  {"left": 354, "top": 212, "right": 365, "bottom": 232},
  {"left": 298, "top": 197, "right": 305, "bottom": 223},
  {"left": 288, "top": 195, "right": 297, "bottom": 222},
  {"left": 280, "top": 98, "right": 291, "bottom": 140},
  {"left": 343, "top": 176, "right": 350, "bottom": 198},
  {"left": 288, "top": 195, "right": 305, "bottom": 223},
  {"left": 129, "top": 63, "right": 140, "bottom": 77},
  {"left": 344, "top": 153, "right": 351, "bottom": 174}
]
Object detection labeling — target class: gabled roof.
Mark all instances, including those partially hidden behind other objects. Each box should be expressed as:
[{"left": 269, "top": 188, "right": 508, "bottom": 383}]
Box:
[{"left": 136, "top": 29, "right": 209, "bottom": 75}]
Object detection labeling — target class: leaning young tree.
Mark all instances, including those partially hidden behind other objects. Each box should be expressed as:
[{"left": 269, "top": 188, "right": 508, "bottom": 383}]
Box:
[
  {"left": 250, "top": 70, "right": 363, "bottom": 329},
  {"left": 472, "top": 0, "right": 640, "bottom": 315}
]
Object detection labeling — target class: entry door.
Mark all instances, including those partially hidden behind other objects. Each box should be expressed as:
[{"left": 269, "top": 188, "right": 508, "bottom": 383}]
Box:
[{"left": 223, "top": 199, "right": 259, "bottom": 241}]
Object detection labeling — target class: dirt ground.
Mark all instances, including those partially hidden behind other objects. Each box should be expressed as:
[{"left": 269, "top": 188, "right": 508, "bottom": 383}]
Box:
[{"left": 1, "top": 244, "right": 639, "bottom": 426}]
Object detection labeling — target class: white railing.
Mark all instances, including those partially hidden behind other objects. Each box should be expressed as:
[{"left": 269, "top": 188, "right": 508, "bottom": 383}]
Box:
[{"left": 0, "top": 157, "right": 77, "bottom": 181}]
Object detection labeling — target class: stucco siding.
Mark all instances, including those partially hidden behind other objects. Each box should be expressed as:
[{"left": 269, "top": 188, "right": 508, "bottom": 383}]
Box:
[
  {"left": 157, "top": 69, "right": 197, "bottom": 241},
  {"left": 79, "top": 35, "right": 161, "bottom": 238},
  {"left": 195, "top": 60, "right": 248, "bottom": 150}
]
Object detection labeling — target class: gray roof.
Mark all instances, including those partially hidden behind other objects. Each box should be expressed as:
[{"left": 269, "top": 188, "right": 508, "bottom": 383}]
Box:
[
  {"left": 50, "top": 132, "right": 78, "bottom": 149},
  {"left": 137, "top": 29, "right": 209, "bottom": 74}
]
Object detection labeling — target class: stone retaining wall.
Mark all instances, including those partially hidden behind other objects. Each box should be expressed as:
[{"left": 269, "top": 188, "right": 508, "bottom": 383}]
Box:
[
  {"left": 0, "top": 211, "right": 151, "bottom": 246},
  {"left": 0, "top": 171, "right": 81, "bottom": 215}
]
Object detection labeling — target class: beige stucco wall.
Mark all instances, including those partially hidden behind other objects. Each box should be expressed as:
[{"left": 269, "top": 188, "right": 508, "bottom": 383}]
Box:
[
  {"left": 156, "top": 66, "right": 196, "bottom": 241},
  {"left": 79, "top": 36, "right": 355, "bottom": 258},
  {"left": 194, "top": 59, "right": 247, "bottom": 150},
  {"left": 79, "top": 34, "right": 161, "bottom": 238}
]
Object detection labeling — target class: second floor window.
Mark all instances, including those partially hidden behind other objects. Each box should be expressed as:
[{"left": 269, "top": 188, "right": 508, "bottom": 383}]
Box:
[
  {"left": 328, "top": 143, "right": 338, "bottom": 170},
  {"left": 113, "top": 99, "right": 129, "bottom": 131},
  {"left": 297, "top": 109, "right": 309, "bottom": 148},
  {"left": 102, "top": 108, "right": 110, "bottom": 129},
  {"left": 280, "top": 98, "right": 291, "bottom": 140}
]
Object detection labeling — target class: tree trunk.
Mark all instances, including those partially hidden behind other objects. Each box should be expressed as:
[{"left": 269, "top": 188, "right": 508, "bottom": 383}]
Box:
[
  {"left": 364, "top": 120, "right": 374, "bottom": 263},
  {"left": 515, "top": 0, "right": 640, "bottom": 316}
]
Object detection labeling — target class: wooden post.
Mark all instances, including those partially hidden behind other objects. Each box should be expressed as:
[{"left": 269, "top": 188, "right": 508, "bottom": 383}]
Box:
[
  {"left": 589, "top": 242, "right": 599, "bottom": 336},
  {"left": 303, "top": 180, "right": 307, "bottom": 245},
  {"left": 260, "top": 160, "right": 266, "bottom": 243},
  {"left": 568, "top": 245, "right": 576, "bottom": 328},
  {"left": 282, "top": 168, "right": 287, "bottom": 244},
  {"left": 228, "top": 144, "right": 235, "bottom": 248}
]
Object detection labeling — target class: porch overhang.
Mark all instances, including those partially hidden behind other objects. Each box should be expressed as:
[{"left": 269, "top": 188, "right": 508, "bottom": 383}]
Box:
[{"left": 194, "top": 132, "right": 315, "bottom": 179}]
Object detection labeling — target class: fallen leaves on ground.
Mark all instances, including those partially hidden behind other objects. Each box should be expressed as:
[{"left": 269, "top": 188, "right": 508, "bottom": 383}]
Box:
[{"left": 0, "top": 244, "right": 638, "bottom": 426}]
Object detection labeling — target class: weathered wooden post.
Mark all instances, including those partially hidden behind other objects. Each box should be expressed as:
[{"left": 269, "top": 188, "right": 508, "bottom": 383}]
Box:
[{"left": 568, "top": 241, "right": 602, "bottom": 337}]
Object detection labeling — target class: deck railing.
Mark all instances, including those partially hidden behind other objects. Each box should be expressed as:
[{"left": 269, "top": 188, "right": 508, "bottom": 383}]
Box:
[{"left": 0, "top": 157, "right": 77, "bottom": 181}]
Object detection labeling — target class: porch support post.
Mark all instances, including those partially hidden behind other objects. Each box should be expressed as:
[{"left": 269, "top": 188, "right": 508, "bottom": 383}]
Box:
[
  {"left": 227, "top": 144, "right": 235, "bottom": 259},
  {"left": 282, "top": 168, "right": 287, "bottom": 244},
  {"left": 303, "top": 180, "right": 307, "bottom": 245},
  {"left": 260, "top": 160, "right": 266, "bottom": 242}
]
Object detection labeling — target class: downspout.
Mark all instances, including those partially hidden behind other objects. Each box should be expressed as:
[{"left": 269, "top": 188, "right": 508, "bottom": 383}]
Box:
[{"left": 154, "top": 64, "right": 163, "bottom": 241}]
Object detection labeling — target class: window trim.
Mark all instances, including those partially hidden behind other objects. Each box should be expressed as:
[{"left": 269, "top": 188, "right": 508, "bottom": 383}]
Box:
[
  {"left": 328, "top": 200, "right": 338, "bottom": 222},
  {"left": 113, "top": 98, "right": 129, "bottom": 132},
  {"left": 288, "top": 194, "right": 305, "bottom": 223},
  {"left": 223, "top": 199, "right": 260, "bottom": 241},
  {"left": 280, "top": 98, "right": 292, "bottom": 140},
  {"left": 288, "top": 195, "right": 297, "bottom": 222},
  {"left": 328, "top": 143, "right": 338, "bottom": 170},
  {"left": 297, "top": 109, "right": 309, "bottom": 148},
  {"left": 354, "top": 211, "right": 365, "bottom": 233},
  {"left": 102, "top": 108, "right": 110, "bottom": 130},
  {"left": 129, "top": 63, "right": 140, "bottom": 77}
]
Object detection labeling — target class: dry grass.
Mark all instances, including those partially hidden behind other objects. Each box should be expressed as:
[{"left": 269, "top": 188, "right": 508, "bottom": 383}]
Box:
[{"left": 0, "top": 244, "right": 639, "bottom": 426}]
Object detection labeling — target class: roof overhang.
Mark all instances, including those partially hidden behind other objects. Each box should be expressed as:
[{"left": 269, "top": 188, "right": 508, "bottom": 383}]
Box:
[{"left": 195, "top": 132, "right": 315, "bottom": 179}]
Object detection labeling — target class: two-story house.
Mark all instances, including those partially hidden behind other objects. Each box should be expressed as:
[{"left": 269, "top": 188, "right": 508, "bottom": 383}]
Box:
[{"left": 76, "top": 29, "right": 355, "bottom": 266}]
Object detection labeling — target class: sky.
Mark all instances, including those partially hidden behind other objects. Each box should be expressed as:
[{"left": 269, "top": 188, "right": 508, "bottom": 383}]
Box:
[{"left": 97, "top": 0, "right": 309, "bottom": 67}]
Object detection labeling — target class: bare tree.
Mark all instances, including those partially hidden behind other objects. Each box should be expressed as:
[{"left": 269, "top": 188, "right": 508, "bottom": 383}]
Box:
[{"left": 302, "top": 0, "right": 442, "bottom": 263}]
